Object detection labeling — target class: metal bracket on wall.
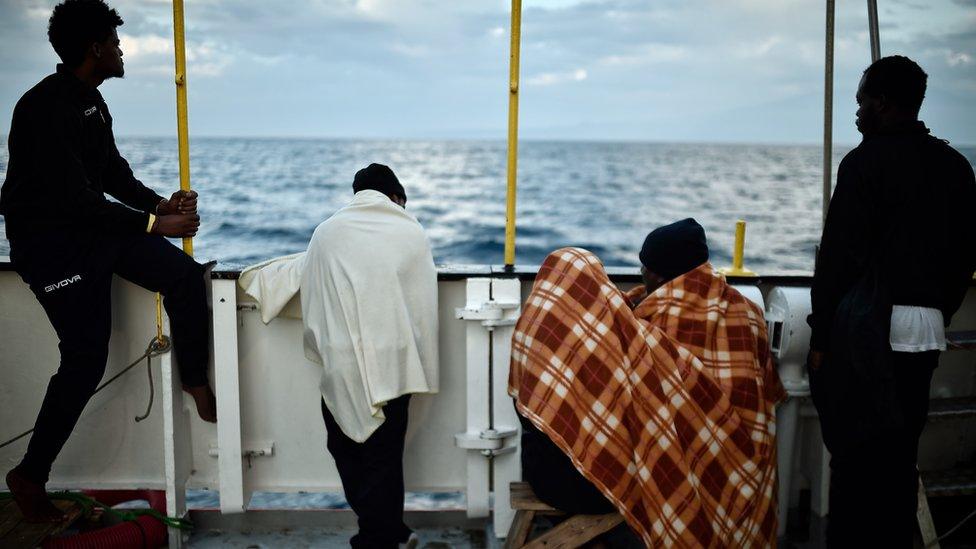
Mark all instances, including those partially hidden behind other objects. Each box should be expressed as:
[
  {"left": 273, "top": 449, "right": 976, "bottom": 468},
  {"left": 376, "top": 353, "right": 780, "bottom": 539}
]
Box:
[
  {"left": 454, "top": 428, "right": 519, "bottom": 457},
  {"left": 208, "top": 441, "right": 275, "bottom": 459},
  {"left": 455, "top": 300, "right": 520, "bottom": 330}
]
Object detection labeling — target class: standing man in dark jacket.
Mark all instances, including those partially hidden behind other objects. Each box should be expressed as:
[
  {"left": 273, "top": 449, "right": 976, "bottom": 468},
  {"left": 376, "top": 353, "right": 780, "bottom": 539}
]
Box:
[
  {"left": 1, "top": 0, "right": 217, "bottom": 522},
  {"left": 808, "top": 55, "right": 976, "bottom": 547}
]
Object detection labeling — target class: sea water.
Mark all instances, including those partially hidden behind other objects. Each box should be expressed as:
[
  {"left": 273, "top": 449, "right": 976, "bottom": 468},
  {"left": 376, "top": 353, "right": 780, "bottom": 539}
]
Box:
[{"left": 2, "top": 138, "right": 973, "bottom": 274}]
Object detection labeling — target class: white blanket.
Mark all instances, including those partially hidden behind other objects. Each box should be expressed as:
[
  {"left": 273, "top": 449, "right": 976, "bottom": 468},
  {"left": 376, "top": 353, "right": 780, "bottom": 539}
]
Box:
[
  {"left": 240, "top": 190, "right": 439, "bottom": 442},
  {"left": 239, "top": 253, "right": 306, "bottom": 322}
]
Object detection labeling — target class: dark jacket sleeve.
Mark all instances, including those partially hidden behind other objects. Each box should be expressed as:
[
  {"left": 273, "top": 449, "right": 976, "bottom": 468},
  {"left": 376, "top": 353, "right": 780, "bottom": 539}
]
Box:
[
  {"left": 941, "top": 156, "right": 976, "bottom": 323},
  {"left": 102, "top": 133, "right": 165, "bottom": 213},
  {"left": 29, "top": 100, "right": 151, "bottom": 233},
  {"left": 808, "top": 152, "right": 876, "bottom": 352}
]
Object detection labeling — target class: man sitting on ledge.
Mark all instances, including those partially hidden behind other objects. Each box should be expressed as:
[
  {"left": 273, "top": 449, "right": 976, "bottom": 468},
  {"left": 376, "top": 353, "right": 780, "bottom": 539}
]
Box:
[{"left": 509, "top": 219, "right": 785, "bottom": 547}]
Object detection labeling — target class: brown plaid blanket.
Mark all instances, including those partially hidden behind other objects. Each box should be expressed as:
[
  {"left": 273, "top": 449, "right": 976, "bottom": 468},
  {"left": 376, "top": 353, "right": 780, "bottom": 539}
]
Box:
[{"left": 509, "top": 248, "right": 784, "bottom": 547}]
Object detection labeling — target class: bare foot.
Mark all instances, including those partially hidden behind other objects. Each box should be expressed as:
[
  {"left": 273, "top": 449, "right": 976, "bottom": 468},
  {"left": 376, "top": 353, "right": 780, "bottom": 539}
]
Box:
[
  {"left": 5, "top": 468, "right": 66, "bottom": 523},
  {"left": 183, "top": 384, "right": 217, "bottom": 423}
]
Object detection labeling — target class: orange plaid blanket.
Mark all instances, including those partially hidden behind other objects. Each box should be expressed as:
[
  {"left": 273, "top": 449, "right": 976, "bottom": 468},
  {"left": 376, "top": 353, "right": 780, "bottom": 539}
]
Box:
[{"left": 509, "top": 248, "right": 784, "bottom": 547}]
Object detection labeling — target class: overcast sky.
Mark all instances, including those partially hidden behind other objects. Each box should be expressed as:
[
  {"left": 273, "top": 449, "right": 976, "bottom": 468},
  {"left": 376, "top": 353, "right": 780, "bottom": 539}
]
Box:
[{"left": 1, "top": 0, "right": 974, "bottom": 145}]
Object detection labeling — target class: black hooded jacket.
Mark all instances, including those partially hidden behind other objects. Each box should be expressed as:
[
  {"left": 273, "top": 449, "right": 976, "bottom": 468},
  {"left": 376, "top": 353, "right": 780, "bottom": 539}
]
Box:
[
  {"left": 0, "top": 65, "right": 163, "bottom": 243},
  {"left": 808, "top": 121, "right": 976, "bottom": 352}
]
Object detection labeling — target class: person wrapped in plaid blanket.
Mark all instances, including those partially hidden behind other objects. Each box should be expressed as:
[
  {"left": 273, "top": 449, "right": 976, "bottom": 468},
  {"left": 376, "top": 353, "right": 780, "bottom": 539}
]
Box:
[{"left": 510, "top": 219, "right": 785, "bottom": 547}]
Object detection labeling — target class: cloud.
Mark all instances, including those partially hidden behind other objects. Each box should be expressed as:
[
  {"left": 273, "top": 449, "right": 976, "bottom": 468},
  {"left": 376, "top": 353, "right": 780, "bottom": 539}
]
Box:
[
  {"left": 25, "top": 5, "right": 51, "bottom": 20},
  {"left": 599, "top": 44, "right": 689, "bottom": 66},
  {"left": 910, "top": 29, "right": 976, "bottom": 73},
  {"left": 526, "top": 68, "right": 587, "bottom": 86},
  {"left": 120, "top": 33, "right": 235, "bottom": 77},
  {"left": 185, "top": 42, "right": 234, "bottom": 77},
  {"left": 120, "top": 33, "right": 171, "bottom": 58},
  {"left": 945, "top": 50, "right": 973, "bottom": 66},
  {"left": 1, "top": 0, "right": 973, "bottom": 145},
  {"left": 735, "top": 35, "right": 783, "bottom": 58},
  {"left": 391, "top": 42, "right": 431, "bottom": 58},
  {"left": 891, "top": 0, "right": 931, "bottom": 9}
]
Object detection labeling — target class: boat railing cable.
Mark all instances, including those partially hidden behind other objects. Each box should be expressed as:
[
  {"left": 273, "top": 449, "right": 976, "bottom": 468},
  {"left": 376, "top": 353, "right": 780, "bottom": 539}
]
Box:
[
  {"left": 822, "top": 0, "right": 835, "bottom": 228},
  {"left": 867, "top": 0, "right": 881, "bottom": 62},
  {"left": 822, "top": 0, "right": 880, "bottom": 227},
  {"left": 928, "top": 507, "right": 976, "bottom": 547},
  {"left": 0, "top": 336, "right": 171, "bottom": 450}
]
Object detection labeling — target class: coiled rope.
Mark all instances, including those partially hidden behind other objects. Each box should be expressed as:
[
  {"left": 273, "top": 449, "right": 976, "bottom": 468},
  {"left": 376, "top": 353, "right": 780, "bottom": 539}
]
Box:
[{"left": 0, "top": 336, "right": 171, "bottom": 450}]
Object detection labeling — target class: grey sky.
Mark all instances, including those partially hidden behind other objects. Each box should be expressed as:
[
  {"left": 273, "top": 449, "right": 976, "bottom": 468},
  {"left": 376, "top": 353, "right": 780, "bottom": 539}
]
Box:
[{"left": 1, "top": 0, "right": 974, "bottom": 145}]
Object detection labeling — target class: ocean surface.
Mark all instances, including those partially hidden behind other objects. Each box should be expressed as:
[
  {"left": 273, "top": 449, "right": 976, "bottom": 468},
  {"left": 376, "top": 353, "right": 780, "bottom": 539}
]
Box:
[{"left": 2, "top": 138, "right": 974, "bottom": 274}]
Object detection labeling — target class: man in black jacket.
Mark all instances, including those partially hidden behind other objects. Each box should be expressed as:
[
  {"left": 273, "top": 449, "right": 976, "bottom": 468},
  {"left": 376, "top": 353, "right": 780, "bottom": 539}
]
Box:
[
  {"left": 1, "top": 0, "right": 216, "bottom": 522},
  {"left": 808, "top": 56, "right": 976, "bottom": 547}
]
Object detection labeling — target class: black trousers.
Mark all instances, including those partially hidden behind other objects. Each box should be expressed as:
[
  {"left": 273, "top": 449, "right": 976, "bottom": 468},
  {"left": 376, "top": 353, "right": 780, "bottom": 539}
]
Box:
[
  {"left": 321, "top": 395, "right": 413, "bottom": 549},
  {"left": 517, "top": 409, "right": 615, "bottom": 515},
  {"left": 822, "top": 350, "right": 939, "bottom": 548},
  {"left": 10, "top": 231, "right": 210, "bottom": 484}
]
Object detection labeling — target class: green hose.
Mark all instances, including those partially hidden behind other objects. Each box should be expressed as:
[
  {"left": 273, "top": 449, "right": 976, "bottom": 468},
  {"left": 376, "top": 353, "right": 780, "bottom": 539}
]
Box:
[{"left": 0, "top": 491, "right": 193, "bottom": 531}]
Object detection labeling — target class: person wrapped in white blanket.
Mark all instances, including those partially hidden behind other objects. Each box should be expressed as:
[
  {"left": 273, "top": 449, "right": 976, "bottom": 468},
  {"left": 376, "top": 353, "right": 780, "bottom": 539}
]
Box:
[{"left": 240, "top": 163, "right": 438, "bottom": 548}]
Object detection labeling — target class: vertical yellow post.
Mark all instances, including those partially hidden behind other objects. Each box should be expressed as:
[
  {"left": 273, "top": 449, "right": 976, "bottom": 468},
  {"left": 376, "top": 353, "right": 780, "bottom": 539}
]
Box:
[
  {"left": 173, "top": 0, "right": 193, "bottom": 257},
  {"left": 719, "top": 220, "right": 757, "bottom": 277},
  {"left": 156, "top": 293, "right": 164, "bottom": 342},
  {"left": 503, "top": 0, "right": 522, "bottom": 269},
  {"left": 156, "top": 0, "right": 193, "bottom": 341},
  {"left": 732, "top": 220, "right": 746, "bottom": 271}
]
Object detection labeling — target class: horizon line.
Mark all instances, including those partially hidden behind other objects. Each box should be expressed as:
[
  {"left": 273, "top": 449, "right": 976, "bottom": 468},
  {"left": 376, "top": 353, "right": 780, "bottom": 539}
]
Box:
[
  {"left": 1, "top": 133, "right": 973, "bottom": 149},
  {"left": 7, "top": 133, "right": 873, "bottom": 149}
]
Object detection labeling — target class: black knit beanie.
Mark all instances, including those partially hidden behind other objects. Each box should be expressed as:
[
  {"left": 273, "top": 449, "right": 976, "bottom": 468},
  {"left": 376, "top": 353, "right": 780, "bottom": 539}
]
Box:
[
  {"left": 352, "top": 163, "right": 406, "bottom": 201},
  {"left": 639, "top": 218, "right": 709, "bottom": 281}
]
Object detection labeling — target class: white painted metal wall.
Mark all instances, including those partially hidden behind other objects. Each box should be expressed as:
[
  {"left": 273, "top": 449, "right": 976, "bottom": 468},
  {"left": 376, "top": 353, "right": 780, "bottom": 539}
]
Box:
[
  {"left": 0, "top": 270, "right": 475, "bottom": 540},
  {"left": 2, "top": 264, "right": 975, "bottom": 543},
  {"left": 196, "top": 279, "right": 474, "bottom": 504},
  {"left": 0, "top": 271, "right": 169, "bottom": 489}
]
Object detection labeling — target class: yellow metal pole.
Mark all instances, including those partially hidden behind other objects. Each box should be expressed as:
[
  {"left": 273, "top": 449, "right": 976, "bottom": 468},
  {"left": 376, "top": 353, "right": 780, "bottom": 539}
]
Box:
[
  {"left": 156, "top": 293, "right": 164, "bottom": 342},
  {"left": 173, "top": 0, "right": 193, "bottom": 257},
  {"left": 156, "top": 0, "right": 194, "bottom": 341},
  {"left": 719, "top": 220, "right": 757, "bottom": 277},
  {"left": 733, "top": 220, "right": 746, "bottom": 270},
  {"left": 503, "top": 0, "right": 522, "bottom": 269}
]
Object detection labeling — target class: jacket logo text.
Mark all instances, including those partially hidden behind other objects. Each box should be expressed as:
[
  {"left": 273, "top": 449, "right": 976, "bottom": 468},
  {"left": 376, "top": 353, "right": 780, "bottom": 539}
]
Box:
[{"left": 44, "top": 275, "right": 82, "bottom": 293}]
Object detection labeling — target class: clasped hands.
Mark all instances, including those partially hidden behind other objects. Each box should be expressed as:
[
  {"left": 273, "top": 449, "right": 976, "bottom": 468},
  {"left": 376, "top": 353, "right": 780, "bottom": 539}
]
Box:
[{"left": 151, "top": 190, "right": 200, "bottom": 237}]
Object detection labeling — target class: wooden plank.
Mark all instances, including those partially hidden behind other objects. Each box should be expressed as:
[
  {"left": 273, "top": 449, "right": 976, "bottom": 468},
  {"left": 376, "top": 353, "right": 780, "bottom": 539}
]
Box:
[
  {"left": 0, "top": 499, "right": 23, "bottom": 539},
  {"left": 917, "top": 478, "right": 940, "bottom": 549},
  {"left": 503, "top": 510, "right": 535, "bottom": 549},
  {"left": 922, "top": 468, "right": 976, "bottom": 497},
  {"left": 510, "top": 482, "right": 559, "bottom": 512},
  {"left": 523, "top": 513, "right": 624, "bottom": 549},
  {"left": 947, "top": 330, "right": 976, "bottom": 350},
  {"left": 1, "top": 499, "right": 85, "bottom": 549},
  {"left": 928, "top": 397, "right": 976, "bottom": 422}
]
